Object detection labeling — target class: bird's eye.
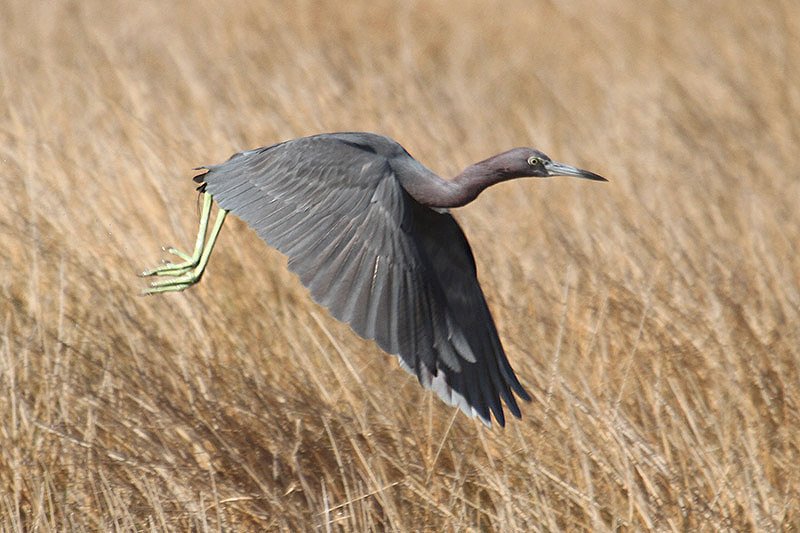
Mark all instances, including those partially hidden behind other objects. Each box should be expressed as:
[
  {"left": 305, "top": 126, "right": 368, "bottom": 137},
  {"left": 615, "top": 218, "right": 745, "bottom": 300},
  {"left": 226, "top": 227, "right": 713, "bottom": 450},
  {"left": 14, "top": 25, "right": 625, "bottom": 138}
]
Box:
[{"left": 527, "top": 156, "right": 541, "bottom": 167}]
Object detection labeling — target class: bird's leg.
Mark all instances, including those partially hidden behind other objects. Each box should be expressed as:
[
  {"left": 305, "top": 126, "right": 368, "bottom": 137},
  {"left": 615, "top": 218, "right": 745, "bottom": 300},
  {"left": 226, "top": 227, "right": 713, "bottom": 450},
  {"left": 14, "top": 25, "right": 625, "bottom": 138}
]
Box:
[
  {"left": 141, "top": 192, "right": 213, "bottom": 277},
  {"left": 142, "top": 203, "right": 227, "bottom": 294},
  {"left": 140, "top": 192, "right": 227, "bottom": 294}
]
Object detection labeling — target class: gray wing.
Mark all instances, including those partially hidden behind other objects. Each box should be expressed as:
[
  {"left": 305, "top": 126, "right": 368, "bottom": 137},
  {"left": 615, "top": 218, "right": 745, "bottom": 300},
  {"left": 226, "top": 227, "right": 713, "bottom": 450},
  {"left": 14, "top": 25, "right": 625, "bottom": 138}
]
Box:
[
  {"left": 406, "top": 203, "right": 530, "bottom": 426},
  {"left": 195, "top": 133, "right": 530, "bottom": 426}
]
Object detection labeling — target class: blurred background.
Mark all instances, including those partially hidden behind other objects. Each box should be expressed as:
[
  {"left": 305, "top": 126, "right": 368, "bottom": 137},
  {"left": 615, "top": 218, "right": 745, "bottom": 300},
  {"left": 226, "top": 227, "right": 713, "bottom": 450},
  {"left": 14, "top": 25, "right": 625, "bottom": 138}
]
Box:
[{"left": 1, "top": 0, "right": 798, "bottom": 530}]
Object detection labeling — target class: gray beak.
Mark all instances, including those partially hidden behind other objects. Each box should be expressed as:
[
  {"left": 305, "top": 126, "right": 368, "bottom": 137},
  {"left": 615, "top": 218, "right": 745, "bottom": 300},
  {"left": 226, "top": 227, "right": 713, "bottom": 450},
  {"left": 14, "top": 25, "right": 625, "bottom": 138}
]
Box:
[{"left": 544, "top": 160, "right": 608, "bottom": 182}]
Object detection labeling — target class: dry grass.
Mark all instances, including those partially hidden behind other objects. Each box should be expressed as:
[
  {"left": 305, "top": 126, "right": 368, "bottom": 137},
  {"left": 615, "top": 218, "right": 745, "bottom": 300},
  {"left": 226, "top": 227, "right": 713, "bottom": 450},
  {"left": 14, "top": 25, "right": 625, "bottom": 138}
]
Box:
[{"left": 1, "top": 0, "right": 799, "bottom": 530}]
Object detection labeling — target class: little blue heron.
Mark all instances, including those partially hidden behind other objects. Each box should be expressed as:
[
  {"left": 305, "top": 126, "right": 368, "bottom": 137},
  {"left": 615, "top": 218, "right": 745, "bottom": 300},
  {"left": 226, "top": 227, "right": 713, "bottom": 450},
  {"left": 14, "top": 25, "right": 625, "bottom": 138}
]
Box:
[{"left": 141, "top": 132, "right": 607, "bottom": 427}]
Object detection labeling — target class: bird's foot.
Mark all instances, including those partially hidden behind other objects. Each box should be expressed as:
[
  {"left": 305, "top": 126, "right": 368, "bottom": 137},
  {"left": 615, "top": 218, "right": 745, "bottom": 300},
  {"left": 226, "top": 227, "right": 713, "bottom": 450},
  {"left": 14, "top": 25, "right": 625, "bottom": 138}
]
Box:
[
  {"left": 141, "top": 271, "right": 201, "bottom": 294},
  {"left": 140, "top": 245, "right": 204, "bottom": 294},
  {"left": 139, "top": 246, "right": 199, "bottom": 278},
  {"left": 139, "top": 192, "right": 225, "bottom": 296}
]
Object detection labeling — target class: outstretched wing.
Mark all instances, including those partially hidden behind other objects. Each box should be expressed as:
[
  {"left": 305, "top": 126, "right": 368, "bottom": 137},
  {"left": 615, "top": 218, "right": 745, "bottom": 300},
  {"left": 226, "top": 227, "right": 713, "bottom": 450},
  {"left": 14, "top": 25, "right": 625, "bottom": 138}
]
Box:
[
  {"left": 406, "top": 203, "right": 530, "bottom": 425},
  {"left": 196, "top": 133, "right": 530, "bottom": 426}
]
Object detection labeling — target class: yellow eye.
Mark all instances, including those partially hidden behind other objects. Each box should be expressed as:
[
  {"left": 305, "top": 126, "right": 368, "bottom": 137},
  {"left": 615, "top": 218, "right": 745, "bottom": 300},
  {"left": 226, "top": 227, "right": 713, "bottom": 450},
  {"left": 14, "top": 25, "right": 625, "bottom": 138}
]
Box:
[{"left": 527, "top": 156, "right": 540, "bottom": 166}]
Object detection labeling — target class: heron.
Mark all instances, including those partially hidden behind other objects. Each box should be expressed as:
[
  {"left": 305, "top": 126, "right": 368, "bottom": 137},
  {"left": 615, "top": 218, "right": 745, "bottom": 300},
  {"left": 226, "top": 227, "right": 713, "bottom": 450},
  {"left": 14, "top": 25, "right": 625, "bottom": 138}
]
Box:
[{"left": 141, "top": 132, "right": 607, "bottom": 427}]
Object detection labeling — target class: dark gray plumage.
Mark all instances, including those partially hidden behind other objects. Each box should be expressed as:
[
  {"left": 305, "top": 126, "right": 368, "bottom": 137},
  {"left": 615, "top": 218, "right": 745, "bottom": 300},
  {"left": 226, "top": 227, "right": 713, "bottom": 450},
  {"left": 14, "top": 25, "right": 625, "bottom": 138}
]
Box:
[{"left": 142, "top": 132, "right": 607, "bottom": 427}]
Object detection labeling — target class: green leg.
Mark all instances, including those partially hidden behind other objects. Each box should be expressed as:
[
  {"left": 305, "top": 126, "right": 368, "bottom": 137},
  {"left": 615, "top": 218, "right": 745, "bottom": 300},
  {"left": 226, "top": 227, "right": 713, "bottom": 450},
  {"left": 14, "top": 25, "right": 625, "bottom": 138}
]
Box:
[
  {"left": 141, "top": 192, "right": 227, "bottom": 294},
  {"left": 141, "top": 192, "right": 213, "bottom": 277}
]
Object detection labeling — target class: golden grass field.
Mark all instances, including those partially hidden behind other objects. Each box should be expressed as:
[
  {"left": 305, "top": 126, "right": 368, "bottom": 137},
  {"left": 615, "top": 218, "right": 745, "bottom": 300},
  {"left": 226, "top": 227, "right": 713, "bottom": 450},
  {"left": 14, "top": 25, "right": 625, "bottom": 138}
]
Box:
[{"left": 1, "top": 0, "right": 799, "bottom": 530}]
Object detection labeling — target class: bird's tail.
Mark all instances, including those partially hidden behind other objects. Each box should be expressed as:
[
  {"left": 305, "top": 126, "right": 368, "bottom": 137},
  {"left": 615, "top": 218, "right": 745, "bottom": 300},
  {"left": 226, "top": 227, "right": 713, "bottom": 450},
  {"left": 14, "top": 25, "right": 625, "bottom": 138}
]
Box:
[{"left": 192, "top": 167, "right": 209, "bottom": 192}]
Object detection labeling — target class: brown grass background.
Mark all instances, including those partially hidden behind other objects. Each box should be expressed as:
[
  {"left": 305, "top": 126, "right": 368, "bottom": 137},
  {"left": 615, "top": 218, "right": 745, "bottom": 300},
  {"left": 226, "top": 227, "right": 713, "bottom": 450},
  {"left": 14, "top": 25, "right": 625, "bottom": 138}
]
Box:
[{"left": 2, "top": 0, "right": 799, "bottom": 530}]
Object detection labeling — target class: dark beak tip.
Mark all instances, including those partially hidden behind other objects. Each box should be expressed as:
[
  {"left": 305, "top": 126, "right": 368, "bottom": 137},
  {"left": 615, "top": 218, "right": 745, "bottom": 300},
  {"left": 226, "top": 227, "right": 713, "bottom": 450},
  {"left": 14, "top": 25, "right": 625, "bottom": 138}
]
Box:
[{"left": 581, "top": 171, "right": 608, "bottom": 182}]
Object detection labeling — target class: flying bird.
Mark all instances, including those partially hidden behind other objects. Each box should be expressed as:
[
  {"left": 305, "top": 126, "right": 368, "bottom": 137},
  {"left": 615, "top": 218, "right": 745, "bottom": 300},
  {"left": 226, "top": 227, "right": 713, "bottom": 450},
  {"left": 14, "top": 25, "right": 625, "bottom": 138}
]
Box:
[{"left": 141, "top": 132, "right": 607, "bottom": 426}]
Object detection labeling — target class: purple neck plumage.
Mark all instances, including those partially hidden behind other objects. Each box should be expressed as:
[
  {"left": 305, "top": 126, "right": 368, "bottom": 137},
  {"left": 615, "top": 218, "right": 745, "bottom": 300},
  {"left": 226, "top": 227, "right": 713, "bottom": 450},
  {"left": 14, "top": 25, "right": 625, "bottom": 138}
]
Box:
[{"left": 396, "top": 149, "right": 533, "bottom": 209}]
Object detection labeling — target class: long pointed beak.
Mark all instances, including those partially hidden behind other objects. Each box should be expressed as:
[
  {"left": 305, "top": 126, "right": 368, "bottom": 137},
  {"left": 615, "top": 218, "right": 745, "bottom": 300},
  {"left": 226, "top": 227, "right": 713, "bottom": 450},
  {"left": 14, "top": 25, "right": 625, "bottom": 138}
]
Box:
[{"left": 544, "top": 160, "right": 608, "bottom": 182}]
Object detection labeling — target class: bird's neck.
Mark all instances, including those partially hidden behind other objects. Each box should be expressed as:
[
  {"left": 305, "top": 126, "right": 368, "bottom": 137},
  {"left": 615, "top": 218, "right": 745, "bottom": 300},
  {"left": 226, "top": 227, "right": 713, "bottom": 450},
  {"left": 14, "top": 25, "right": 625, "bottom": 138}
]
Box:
[
  {"left": 438, "top": 159, "right": 519, "bottom": 208},
  {"left": 394, "top": 153, "right": 520, "bottom": 209}
]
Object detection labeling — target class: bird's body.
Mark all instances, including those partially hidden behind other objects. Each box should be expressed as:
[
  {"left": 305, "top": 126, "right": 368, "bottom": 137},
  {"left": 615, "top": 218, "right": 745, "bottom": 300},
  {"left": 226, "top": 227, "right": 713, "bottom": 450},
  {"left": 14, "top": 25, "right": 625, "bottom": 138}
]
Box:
[{"left": 142, "top": 132, "right": 607, "bottom": 427}]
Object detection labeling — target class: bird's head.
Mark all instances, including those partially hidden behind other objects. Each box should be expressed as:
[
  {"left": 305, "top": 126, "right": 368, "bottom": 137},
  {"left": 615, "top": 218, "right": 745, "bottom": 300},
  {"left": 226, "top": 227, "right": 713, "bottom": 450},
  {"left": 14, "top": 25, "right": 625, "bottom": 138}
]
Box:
[{"left": 498, "top": 147, "right": 608, "bottom": 181}]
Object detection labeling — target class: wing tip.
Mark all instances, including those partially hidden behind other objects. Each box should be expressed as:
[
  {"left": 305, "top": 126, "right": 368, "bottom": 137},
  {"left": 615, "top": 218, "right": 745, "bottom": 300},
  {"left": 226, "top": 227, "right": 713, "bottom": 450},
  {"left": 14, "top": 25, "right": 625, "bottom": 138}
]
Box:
[{"left": 399, "top": 357, "right": 529, "bottom": 428}]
